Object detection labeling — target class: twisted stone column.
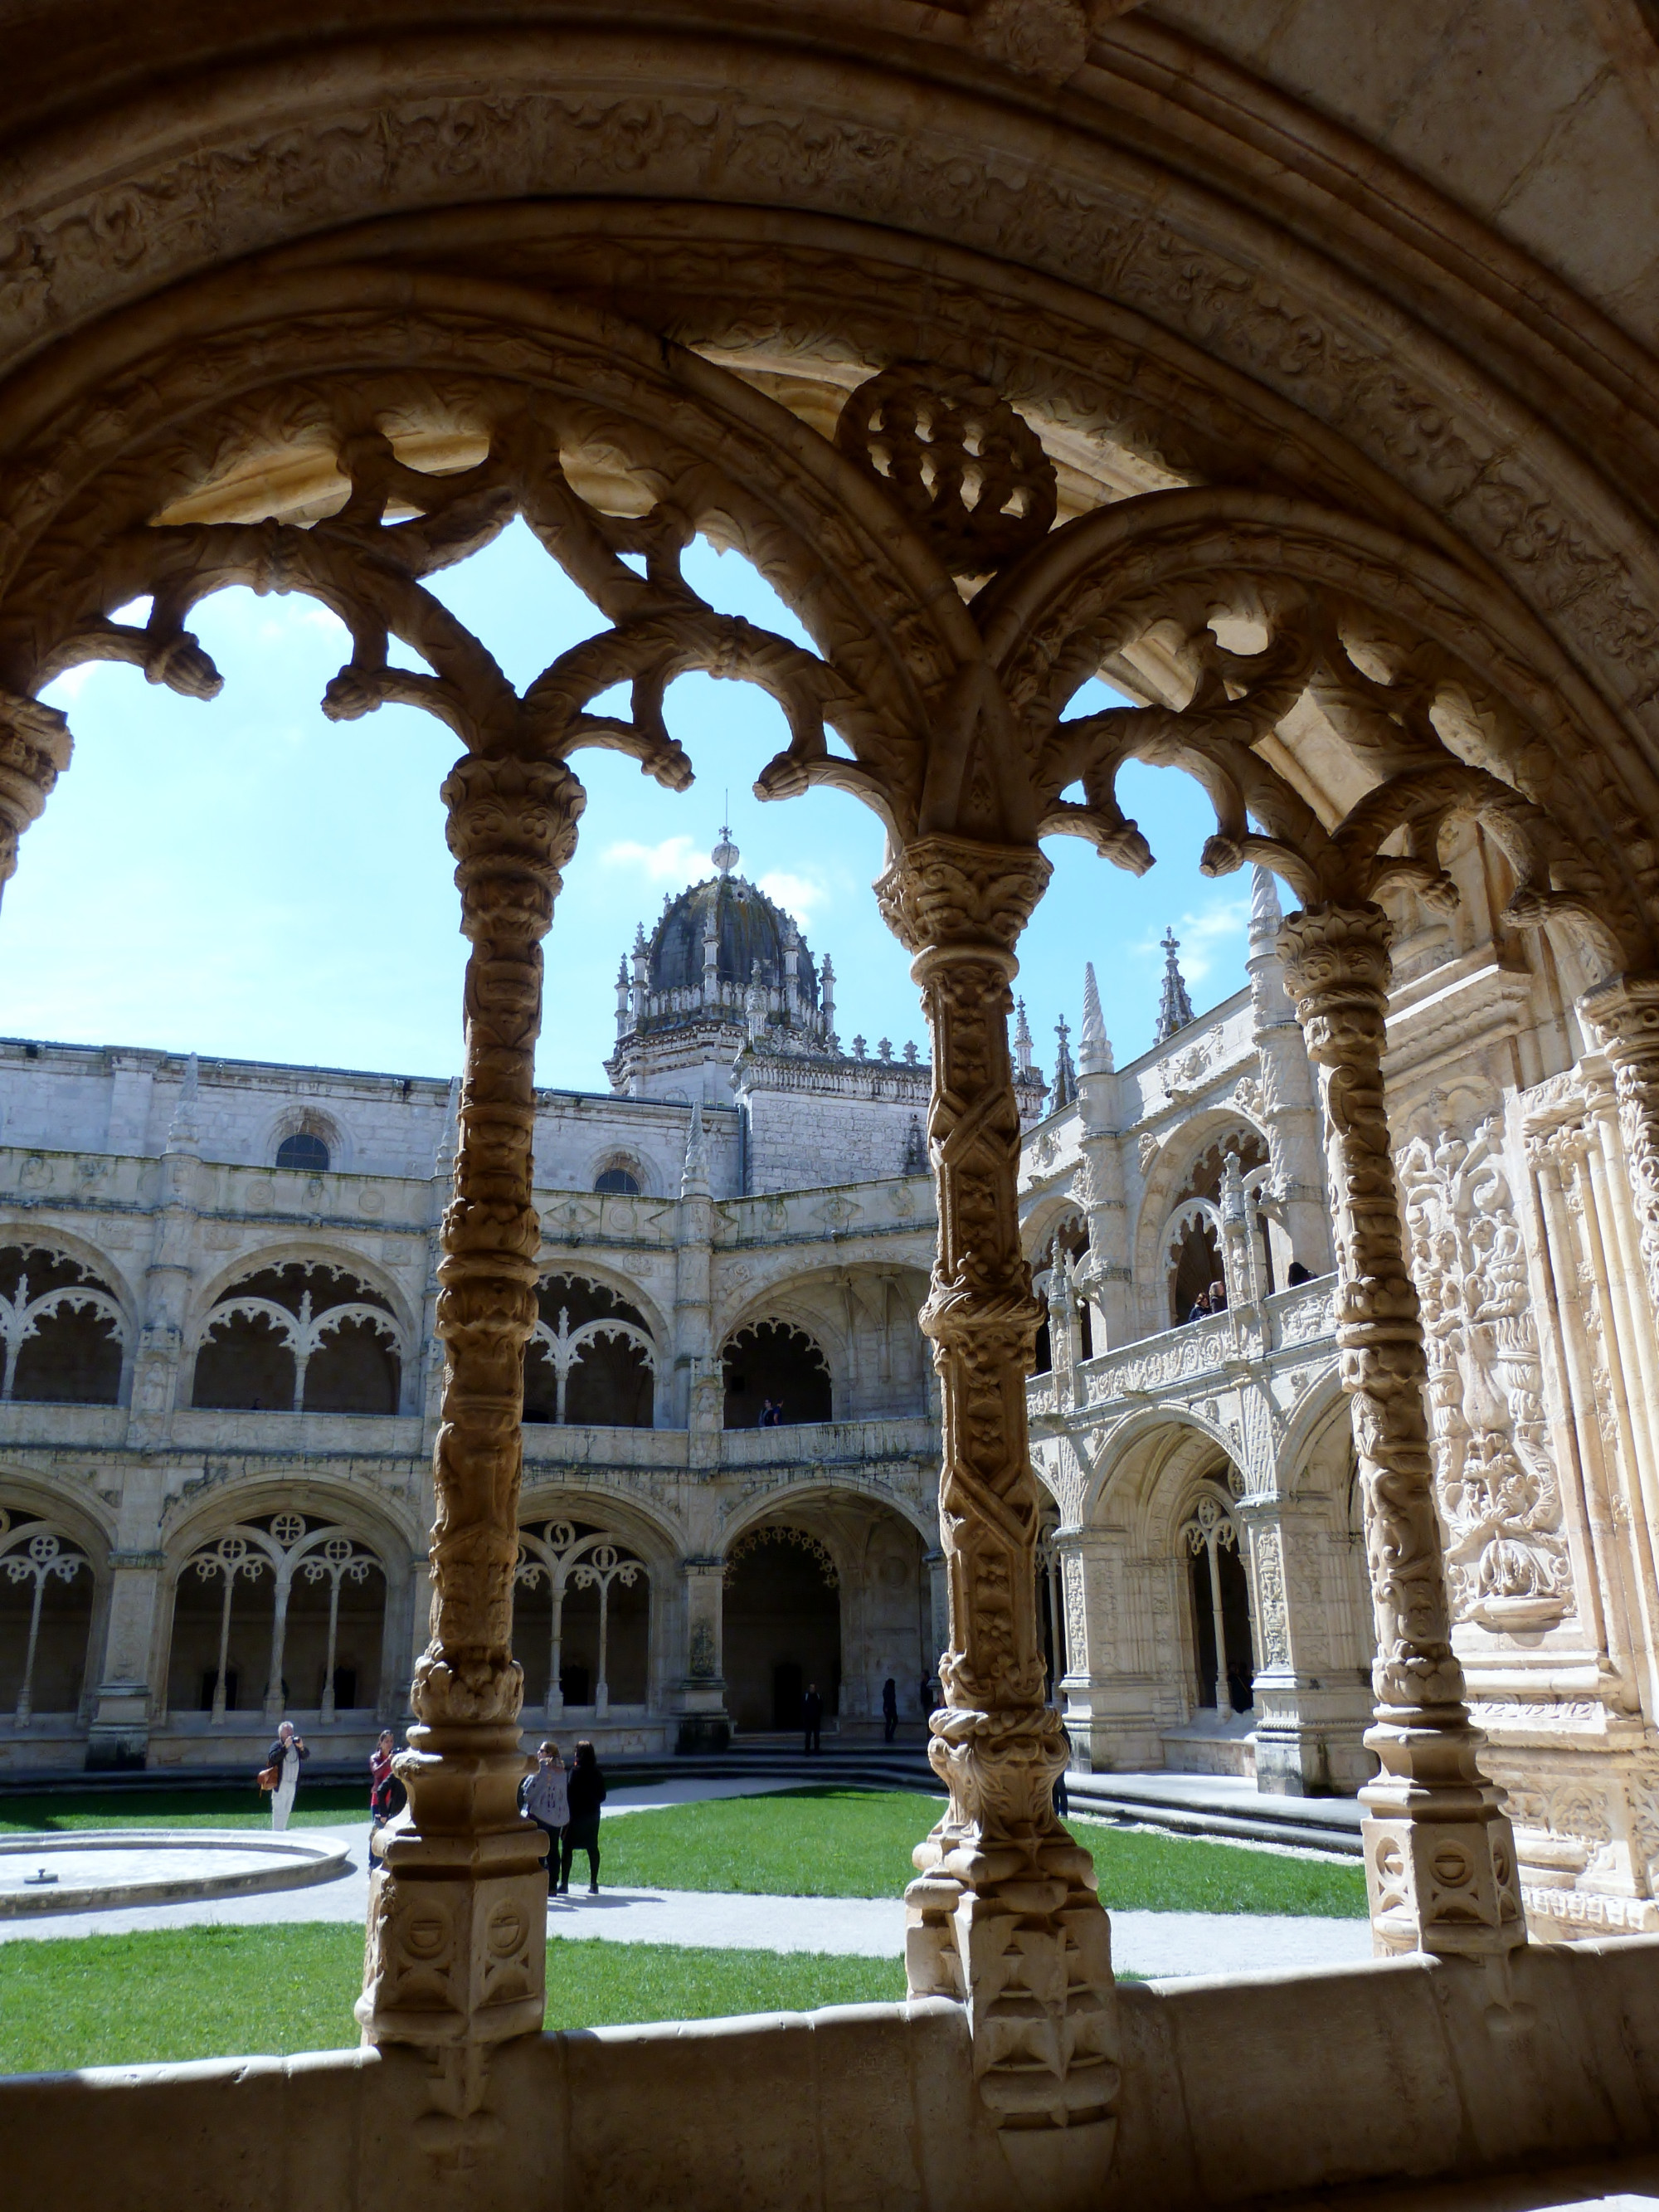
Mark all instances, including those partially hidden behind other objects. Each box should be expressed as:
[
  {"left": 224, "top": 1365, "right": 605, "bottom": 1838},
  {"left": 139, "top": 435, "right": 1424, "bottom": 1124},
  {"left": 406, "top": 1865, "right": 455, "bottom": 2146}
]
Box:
[
  {"left": 357, "top": 749, "right": 581, "bottom": 2143},
  {"left": 1278, "top": 904, "right": 1524, "bottom": 1962},
  {"left": 877, "top": 834, "right": 1117, "bottom": 2136},
  {"left": 1579, "top": 974, "right": 1659, "bottom": 1318}
]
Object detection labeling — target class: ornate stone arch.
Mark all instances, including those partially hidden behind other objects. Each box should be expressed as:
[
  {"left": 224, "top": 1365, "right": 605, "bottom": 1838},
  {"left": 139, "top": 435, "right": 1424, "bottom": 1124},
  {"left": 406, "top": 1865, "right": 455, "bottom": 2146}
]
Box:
[
  {"left": 186, "top": 1243, "right": 416, "bottom": 1342},
  {"left": 0, "top": 1231, "right": 133, "bottom": 1407},
  {"left": 584, "top": 1146, "right": 655, "bottom": 1199},
  {"left": 1131, "top": 1107, "right": 1276, "bottom": 1314},
  {"left": 719, "top": 1472, "right": 940, "bottom": 1557},
  {"left": 262, "top": 1104, "right": 351, "bottom": 1174}
]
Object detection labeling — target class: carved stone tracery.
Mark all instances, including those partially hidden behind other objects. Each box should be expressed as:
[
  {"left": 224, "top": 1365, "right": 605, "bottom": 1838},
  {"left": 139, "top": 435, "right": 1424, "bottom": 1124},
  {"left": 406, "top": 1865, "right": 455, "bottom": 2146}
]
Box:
[{"left": 1399, "top": 1118, "right": 1573, "bottom": 1632}]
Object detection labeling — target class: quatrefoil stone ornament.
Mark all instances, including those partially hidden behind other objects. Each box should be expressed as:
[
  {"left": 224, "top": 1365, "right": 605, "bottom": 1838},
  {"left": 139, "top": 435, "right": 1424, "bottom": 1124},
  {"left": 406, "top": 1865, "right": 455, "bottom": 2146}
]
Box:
[{"left": 836, "top": 368, "right": 1058, "bottom": 574}]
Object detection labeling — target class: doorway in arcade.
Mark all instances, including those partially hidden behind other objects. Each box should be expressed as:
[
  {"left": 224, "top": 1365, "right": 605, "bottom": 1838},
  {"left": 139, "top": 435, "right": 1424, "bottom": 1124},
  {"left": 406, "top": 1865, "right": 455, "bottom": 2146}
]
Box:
[{"left": 723, "top": 1527, "right": 841, "bottom": 1734}]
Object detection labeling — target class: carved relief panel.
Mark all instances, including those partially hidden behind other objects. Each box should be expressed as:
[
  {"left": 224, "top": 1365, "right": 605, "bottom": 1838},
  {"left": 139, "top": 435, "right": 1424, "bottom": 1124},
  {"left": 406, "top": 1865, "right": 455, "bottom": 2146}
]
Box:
[{"left": 1398, "top": 1117, "right": 1572, "bottom": 1633}]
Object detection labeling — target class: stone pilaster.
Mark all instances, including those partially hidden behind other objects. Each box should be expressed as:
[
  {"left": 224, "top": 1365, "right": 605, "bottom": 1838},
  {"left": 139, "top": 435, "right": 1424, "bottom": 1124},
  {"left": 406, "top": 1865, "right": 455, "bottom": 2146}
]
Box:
[
  {"left": 86, "top": 1461, "right": 168, "bottom": 1770},
  {"left": 674, "top": 1556, "right": 730, "bottom": 1752},
  {"left": 878, "top": 833, "right": 1118, "bottom": 2137},
  {"left": 357, "top": 750, "right": 581, "bottom": 2149},
  {"left": 1074, "top": 963, "right": 1131, "bottom": 1347},
  {"left": 1578, "top": 975, "right": 1659, "bottom": 1321},
  {"left": 1278, "top": 903, "right": 1524, "bottom": 1964}
]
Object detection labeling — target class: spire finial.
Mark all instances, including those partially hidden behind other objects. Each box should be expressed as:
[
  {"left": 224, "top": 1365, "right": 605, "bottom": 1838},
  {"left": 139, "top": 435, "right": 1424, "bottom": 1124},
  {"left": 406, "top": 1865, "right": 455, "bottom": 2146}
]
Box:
[
  {"left": 712, "top": 793, "right": 739, "bottom": 879},
  {"left": 1155, "top": 927, "right": 1196, "bottom": 1044},
  {"left": 1079, "top": 962, "right": 1113, "bottom": 1074},
  {"left": 1013, "top": 996, "right": 1034, "bottom": 1075},
  {"left": 1051, "top": 1015, "right": 1077, "bottom": 1110},
  {"left": 680, "top": 1096, "right": 711, "bottom": 1198}
]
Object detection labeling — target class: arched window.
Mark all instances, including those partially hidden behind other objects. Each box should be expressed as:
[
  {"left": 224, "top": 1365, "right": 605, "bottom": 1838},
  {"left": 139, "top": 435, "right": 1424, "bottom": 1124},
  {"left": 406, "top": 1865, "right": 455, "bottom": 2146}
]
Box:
[
  {"left": 722, "top": 1321, "right": 833, "bottom": 1427},
  {"left": 191, "top": 1263, "right": 401, "bottom": 1414},
  {"left": 523, "top": 1276, "right": 654, "bottom": 1427},
  {"left": 275, "top": 1131, "right": 330, "bottom": 1173},
  {"left": 594, "top": 1167, "right": 640, "bottom": 1196},
  {"left": 0, "top": 1245, "right": 124, "bottom": 1405}
]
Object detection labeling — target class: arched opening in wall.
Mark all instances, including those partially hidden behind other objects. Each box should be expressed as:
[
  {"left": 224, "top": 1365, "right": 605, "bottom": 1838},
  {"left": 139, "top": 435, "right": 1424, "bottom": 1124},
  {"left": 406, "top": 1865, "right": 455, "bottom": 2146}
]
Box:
[
  {"left": 191, "top": 1264, "right": 400, "bottom": 1414},
  {"left": 524, "top": 1276, "right": 654, "bottom": 1428},
  {"left": 1032, "top": 1216, "right": 1092, "bottom": 1374},
  {"left": 593, "top": 1159, "right": 642, "bottom": 1196},
  {"left": 282, "top": 1543, "right": 386, "bottom": 1714},
  {"left": 0, "top": 1246, "right": 124, "bottom": 1405},
  {"left": 723, "top": 1526, "right": 840, "bottom": 1732},
  {"left": 1181, "top": 1495, "right": 1255, "bottom": 1716},
  {"left": 513, "top": 1519, "right": 651, "bottom": 1713},
  {"left": 166, "top": 1534, "right": 275, "bottom": 1717},
  {"left": 275, "top": 1131, "right": 330, "bottom": 1172},
  {"left": 1164, "top": 1131, "right": 1272, "bottom": 1324},
  {"left": 1168, "top": 1214, "right": 1224, "bottom": 1328},
  {"left": 0, "top": 1508, "right": 95, "bottom": 1718},
  {"left": 722, "top": 1322, "right": 832, "bottom": 1428}
]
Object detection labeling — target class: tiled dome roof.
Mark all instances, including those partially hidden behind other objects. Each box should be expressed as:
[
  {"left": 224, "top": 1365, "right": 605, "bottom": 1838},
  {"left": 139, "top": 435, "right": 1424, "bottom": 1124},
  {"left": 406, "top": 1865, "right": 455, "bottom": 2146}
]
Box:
[{"left": 647, "top": 875, "right": 817, "bottom": 1009}]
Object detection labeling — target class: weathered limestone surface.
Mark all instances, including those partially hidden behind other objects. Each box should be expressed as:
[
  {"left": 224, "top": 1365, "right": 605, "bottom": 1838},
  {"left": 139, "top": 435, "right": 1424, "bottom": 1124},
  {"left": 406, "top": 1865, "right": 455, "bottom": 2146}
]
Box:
[{"left": 8, "top": 1942, "right": 1659, "bottom": 2212}]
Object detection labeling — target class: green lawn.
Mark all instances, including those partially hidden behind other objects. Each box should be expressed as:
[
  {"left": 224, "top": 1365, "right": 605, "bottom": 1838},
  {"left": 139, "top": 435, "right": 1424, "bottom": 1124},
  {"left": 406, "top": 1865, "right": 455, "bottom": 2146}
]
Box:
[
  {"left": 599, "top": 1787, "right": 1369, "bottom": 1918},
  {"left": 0, "top": 1927, "right": 905, "bottom": 2074},
  {"left": 0, "top": 1781, "right": 1368, "bottom": 1917},
  {"left": 0, "top": 1786, "right": 366, "bottom": 1831}
]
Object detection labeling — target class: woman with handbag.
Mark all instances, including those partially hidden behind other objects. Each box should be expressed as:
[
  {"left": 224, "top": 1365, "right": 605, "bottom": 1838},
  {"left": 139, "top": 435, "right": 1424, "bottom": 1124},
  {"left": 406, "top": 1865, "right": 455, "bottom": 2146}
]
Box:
[{"left": 265, "top": 1718, "right": 309, "bottom": 1831}]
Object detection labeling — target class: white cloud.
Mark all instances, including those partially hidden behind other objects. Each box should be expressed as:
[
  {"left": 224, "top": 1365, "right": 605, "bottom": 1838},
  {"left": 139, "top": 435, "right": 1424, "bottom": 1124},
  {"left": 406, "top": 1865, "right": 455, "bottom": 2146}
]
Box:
[
  {"left": 1135, "top": 896, "right": 1250, "bottom": 984},
  {"left": 599, "top": 833, "right": 701, "bottom": 884},
  {"left": 757, "top": 869, "right": 831, "bottom": 920}
]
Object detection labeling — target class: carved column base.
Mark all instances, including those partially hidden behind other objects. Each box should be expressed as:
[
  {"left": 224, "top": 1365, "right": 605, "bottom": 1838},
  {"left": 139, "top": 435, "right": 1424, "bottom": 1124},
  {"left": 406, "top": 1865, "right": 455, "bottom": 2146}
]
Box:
[
  {"left": 904, "top": 1704, "right": 1119, "bottom": 2131},
  {"left": 1361, "top": 1713, "right": 1525, "bottom": 1961},
  {"left": 357, "top": 1719, "right": 543, "bottom": 2163}
]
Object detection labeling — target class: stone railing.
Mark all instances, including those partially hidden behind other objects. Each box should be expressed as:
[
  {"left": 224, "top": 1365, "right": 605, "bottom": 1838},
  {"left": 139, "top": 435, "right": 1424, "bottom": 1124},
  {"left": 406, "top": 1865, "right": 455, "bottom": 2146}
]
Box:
[
  {"left": 718, "top": 1413, "right": 937, "bottom": 1467},
  {"left": 1029, "top": 1273, "right": 1336, "bottom": 1416}
]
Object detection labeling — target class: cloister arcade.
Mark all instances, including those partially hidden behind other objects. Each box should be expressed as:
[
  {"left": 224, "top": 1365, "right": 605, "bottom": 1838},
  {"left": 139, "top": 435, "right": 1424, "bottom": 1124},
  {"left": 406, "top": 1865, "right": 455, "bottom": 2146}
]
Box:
[{"left": 7, "top": 8, "right": 1659, "bottom": 2204}]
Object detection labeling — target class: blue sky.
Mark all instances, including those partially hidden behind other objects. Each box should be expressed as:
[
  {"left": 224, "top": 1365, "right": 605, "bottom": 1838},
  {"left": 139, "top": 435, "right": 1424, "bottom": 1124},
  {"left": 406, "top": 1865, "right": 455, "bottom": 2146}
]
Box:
[{"left": 2, "top": 523, "right": 1253, "bottom": 1092}]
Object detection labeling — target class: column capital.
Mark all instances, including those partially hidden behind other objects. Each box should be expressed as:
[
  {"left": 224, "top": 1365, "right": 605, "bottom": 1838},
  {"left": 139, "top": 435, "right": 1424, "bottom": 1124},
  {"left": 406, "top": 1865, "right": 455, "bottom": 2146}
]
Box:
[
  {"left": 874, "top": 834, "right": 1051, "bottom": 962},
  {"left": 1578, "top": 970, "right": 1659, "bottom": 1062},
  {"left": 0, "top": 690, "right": 71, "bottom": 896}
]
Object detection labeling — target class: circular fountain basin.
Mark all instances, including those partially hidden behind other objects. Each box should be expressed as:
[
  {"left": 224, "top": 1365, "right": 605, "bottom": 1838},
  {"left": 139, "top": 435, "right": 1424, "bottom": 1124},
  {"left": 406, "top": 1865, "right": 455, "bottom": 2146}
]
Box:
[{"left": 0, "top": 1829, "right": 353, "bottom": 1917}]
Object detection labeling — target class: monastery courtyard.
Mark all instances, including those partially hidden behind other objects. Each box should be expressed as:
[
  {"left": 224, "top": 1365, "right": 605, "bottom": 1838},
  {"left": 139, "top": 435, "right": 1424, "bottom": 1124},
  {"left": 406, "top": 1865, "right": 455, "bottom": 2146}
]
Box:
[
  {"left": 12, "top": 4, "right": 1659, "bottom": 2208},
  {"left": 0, "top": 1772, "right": 1372, "bottom": 2073}
]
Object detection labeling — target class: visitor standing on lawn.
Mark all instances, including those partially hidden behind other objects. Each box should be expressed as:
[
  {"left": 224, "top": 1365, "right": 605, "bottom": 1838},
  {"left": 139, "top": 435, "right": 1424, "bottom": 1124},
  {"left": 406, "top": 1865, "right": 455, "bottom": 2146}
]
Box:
[
  {"left": 368, "top": 1729, "right": 406, "bottom": 1828},
  {"left": 562, "top": 1739, "right": 607, "bottom": 1896},
  {"left": 267, "top": 1719, "right": 308, "bottom": 1831},
  {"left": 523, "top": 1740, "right": 570, "bottom": 1892}
]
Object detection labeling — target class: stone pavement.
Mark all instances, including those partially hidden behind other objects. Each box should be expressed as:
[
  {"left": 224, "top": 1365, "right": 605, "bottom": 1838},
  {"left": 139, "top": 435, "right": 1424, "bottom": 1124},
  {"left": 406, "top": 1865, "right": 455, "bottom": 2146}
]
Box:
[{"left": 0, "top": 1775, "right": 1374, "bottom": 1979}]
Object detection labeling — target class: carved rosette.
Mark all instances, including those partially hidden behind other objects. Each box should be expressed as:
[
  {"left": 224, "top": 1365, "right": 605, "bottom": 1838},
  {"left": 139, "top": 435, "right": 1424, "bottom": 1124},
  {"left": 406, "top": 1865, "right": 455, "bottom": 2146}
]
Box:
[
  {"left": 1579, "top": 973, "right": 1659, "bottom": 1318},
  {"left": 878, "top": 834, "right": 1118, "bottom": 2134},
  {"left": 358, "top": 751, "right": 582, "bottom": 2118},
  {"left": 1278, "top": 904, "right": 1523, "bottom": 1963}
]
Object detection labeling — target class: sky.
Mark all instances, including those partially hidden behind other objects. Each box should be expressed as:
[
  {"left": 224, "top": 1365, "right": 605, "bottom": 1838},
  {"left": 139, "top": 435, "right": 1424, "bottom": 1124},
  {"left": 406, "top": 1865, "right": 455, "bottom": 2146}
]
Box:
[{"left": 0, "top": 521, "right": 1255, "bottom": 1093}]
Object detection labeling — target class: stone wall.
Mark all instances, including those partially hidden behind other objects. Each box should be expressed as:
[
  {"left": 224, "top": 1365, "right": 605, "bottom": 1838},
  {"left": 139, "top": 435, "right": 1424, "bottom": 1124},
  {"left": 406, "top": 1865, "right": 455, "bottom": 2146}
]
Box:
[{"left": 7, "top": 1944, "right": 1659, "bottom": 2212}]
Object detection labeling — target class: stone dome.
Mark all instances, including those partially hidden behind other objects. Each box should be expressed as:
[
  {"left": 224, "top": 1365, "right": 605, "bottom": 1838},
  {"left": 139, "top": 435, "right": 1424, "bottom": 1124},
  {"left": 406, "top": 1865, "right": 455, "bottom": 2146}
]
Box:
[{"left": 647, "top": 874, "right": 818, "bottom": 1009}]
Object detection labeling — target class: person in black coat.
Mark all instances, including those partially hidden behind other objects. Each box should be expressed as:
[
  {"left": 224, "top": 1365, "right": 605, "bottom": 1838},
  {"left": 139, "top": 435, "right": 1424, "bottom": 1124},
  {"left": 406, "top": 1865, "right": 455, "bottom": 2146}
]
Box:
[
  {"left": 802, "top": 1683, "right": 823, "bottom": 1753},
  {"left": 881, "top": 1677, "right": 898, "bottom": 1744},
  {"left": 562, "top": 1738, "right": 608, "bottom": 1896}
]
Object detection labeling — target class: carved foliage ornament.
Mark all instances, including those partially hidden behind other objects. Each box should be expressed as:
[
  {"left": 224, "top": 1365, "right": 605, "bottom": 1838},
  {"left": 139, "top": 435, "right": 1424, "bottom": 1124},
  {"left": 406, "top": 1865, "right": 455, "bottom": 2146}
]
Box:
[{"left": 1399, "top": 1115, "right": 1572, "bottom": 1631}]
